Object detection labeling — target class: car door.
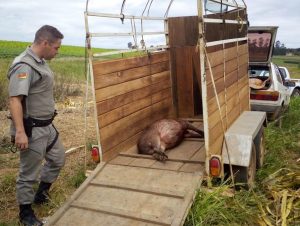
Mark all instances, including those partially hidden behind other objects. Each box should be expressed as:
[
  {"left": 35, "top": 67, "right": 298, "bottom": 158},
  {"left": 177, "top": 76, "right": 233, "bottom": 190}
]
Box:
[{"left": 274, "top": 64, "right": 290, "bottom": 105}]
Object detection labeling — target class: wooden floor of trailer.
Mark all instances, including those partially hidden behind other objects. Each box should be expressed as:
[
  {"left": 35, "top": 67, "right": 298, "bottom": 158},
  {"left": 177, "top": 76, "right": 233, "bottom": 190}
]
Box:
[{"left": 46, "top": 122, "right": 205, "bottom": 226}]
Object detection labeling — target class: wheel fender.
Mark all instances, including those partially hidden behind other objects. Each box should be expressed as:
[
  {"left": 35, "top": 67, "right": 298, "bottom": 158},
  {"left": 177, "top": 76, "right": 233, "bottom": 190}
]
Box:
[{"left": 222, "top": 111, "right": 266, "bottom": 168}]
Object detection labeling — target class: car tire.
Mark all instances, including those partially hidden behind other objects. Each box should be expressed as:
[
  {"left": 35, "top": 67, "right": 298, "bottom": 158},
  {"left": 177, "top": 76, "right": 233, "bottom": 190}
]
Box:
[{"left": 292, "top": 89, "right": 300, "bottom": 97}]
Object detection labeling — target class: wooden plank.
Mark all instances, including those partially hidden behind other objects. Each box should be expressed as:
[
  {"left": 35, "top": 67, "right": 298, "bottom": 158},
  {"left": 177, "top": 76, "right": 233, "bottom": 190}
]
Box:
[
  {"left": 168, "top": 16, "right": 199, "bottom": 47},
  {"left": 166, "top": 141, "right": 204, "bottom": 160},
  {"left": 95, "top": 76, "right": 152, "bottom": 102},
  {"left": 226, "top": 83, "right": 238, "bottom": 100},
  {"left": 238, "top": 43, "right": 248, "bottom": 56},
  {"left": 208, "top": 104, "right": 226, "bottom": 129},
  {"left": 227, "top": 104, "right": 241, "bottom": 128},
  {"left": 90, "top": 180, "right": 185, "bottom": 199},
  {"left": 179, "top": 163, "right": 205, "bottom": 173},
  {"left": 93, "top": 55, "right": 150, "bottom": 76},
  {"left": 92, "top": 164, "right": 199, "bottom": 194},
  {"left": 97, "top": 85, "right": 152, "bottom": 114},
  {"left": 224, "top": 45, "right": 237, "bottom": 61},
  {"left": 190, "top": 146, "right": 206, "bottom": 161},
  {"left": 225, "top": 58, "right": 238, "bottom": 74},
  {"left": 71, "top": 200, "right": 174, "bottom": 226},
  {"left": 206, "top": 48, "right": 224, "bottom": 68},
  {"left": 207, "top": 76, "right": 225, "bottom": 100},
  {"left": 225, "top": 69, "right": 238, "bottom": 88},
  {"left": 209, "top": 120, "right": 225, "bottom": 146},
  {"left": 151, "top": 71, "right": 170, "bottom": 83},
  {"left": 100, "top": 98, "right": 172, "bottom": 151},
  {"left": 150, "top": 51, "right": 169, "bottom": 64},
  {"left": 238, "top": 63, "right": 248, "bottom": 78},
  {"left": 239, "top": 53, "right": 248, "bottom": 66},
  {"left": 98, "top": 96, "right": 152, "bottom": 127},
  {"left": 94, "top": 64, "right": 150, "bottom": 89},
  {"left": 54, "top": 207, "right": 162, "bottom": 226},
  {"left": 226, "top": 94, "right": 240, "bottom": 116},
  {"left": 92, "top": 51, "right": 169, "bottom": 76},
  {"left": 208, "top": 134, "right": 224, "bottom": 155},
  {"left": 152, "top": 88, "right": 172, "bottom": 104},
  {"left": 174, "top": 47, "right": 194, "bottom": 117},
  {"left": 238, "top": 75, "right": 249, "bottom": 89},
  {"left": 151, "top": 61, "right": 170, "bottom": 74},
  {"left": 109, "top": 156, "right": 135, "bottom": 166},
  {"left": 47, "top": 163, "right": 107, "bottom": 225},
  {"left": 206, "top": 63, "right": 224, "bottom": 85},
  {"left": 207, "top": 91, "right": 225, "bottom": 115},
  {"left": 150, "top": 161, "right": 184, "bottom": 171},
  {"left": 103, "top": 132, "right": 142, "bottom": 162}
]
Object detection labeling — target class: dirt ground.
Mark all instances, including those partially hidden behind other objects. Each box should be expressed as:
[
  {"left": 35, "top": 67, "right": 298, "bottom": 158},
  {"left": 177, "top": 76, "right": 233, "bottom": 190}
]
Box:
[{"left": 0, "top": 95, "right": 98, "bottom": 224}]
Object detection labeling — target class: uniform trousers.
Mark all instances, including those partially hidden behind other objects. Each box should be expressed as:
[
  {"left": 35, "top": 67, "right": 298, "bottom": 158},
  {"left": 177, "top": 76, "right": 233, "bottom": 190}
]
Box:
[{"left": 16, "top": 124, "right": 65, "bottom": 204}]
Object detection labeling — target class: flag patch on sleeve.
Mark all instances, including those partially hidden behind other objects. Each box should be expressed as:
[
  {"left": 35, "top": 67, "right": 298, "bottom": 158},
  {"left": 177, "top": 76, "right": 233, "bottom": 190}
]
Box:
[{"left": 17, "top": 73, "right": 28, "bottom": 79}]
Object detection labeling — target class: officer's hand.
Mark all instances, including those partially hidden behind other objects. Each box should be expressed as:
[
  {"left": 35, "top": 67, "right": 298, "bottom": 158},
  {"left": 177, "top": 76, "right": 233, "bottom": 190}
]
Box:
[{"left": 15, "top": 131, "right": 28, "bottom": 150}]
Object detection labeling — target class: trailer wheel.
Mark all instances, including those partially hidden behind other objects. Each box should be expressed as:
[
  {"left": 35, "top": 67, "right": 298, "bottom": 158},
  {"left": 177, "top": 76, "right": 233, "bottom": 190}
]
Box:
[
  {"left": 292, "top": 88, "right": 300, "bottom": 97},
  {"left": 233, "top": 146, "right": 256, "bottom": 189},
  {"left": 254, "top": 128, "right": 265, "bottom": 169}
]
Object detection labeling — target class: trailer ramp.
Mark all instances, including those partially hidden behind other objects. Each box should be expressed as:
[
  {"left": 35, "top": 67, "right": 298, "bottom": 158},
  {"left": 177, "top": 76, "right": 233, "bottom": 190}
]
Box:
[{"left": 46, "top": 139, "right": 204, "bottom": 226}]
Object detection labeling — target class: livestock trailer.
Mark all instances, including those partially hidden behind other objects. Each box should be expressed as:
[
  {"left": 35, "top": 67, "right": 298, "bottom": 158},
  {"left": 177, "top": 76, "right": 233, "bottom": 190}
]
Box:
[{"left": 46, "top": 0, "right": 266, "bottom": 225}]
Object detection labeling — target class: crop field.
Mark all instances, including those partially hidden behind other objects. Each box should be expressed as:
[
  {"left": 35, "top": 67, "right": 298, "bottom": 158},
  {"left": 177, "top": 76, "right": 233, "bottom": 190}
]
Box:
[{"left": 273, "top": 55, "right": 300, "bottom": 78}]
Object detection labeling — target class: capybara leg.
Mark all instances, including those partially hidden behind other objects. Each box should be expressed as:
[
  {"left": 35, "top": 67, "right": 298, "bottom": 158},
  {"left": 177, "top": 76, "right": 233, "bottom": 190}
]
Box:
[
  {"left": 184, "top": 132, "right": 203, "bottom": 138},
  {"left": 152, "top": 150, "right": 168, "bottom": 161},
  {"left": 186, "top": 122, "right": 204, "bottom": 138}
]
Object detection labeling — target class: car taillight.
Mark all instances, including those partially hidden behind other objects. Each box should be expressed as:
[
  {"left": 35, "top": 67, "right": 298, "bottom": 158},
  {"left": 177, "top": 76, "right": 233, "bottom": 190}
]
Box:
[
  {"left": 250, "top": 91, "right": 279, "bottom": 101},
  {"left": 209, "top": 156, "right": 221, "bottom": 177},
  {"left": 91, "top": 146, "right": 100, "bottom": 163}
]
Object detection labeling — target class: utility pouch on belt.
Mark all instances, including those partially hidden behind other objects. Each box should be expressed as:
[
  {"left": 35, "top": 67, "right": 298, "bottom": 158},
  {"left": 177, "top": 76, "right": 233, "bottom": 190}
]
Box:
[{"left": 23, "top": 117, "right": 33, "bottom": 138}]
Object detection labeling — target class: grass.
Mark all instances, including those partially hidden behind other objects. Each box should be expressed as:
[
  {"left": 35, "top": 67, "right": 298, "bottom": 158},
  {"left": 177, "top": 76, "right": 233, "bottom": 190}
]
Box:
[{"left": 272, "top": 55, "right": 300, "bottom": 78}]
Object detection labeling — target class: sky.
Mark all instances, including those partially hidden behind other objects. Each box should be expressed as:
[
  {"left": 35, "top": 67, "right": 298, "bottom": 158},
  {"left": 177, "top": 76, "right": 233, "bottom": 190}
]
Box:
[{"left": 0, "top": 0, "right": 299, "bottom": 49}]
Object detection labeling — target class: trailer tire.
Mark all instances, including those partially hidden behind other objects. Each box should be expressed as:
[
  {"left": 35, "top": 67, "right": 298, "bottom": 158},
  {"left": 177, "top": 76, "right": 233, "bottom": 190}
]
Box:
[
  {"left": 254, "top": 127, "right": 265, "bottom": 169},
  {"left": 233, "top": 145, "right": 256, "bottom": 189}
]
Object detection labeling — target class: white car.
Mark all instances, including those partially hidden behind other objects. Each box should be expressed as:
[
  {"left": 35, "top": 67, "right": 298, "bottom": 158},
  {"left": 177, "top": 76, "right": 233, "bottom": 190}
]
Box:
[{"left": 248, "top": 26, "right": 294, "bottom": 120}]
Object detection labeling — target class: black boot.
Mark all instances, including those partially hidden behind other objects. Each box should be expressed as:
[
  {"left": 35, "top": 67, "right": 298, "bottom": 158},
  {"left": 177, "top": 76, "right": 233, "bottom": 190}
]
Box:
[
  {"left": 34, "top": 181, "right": 52, "bottom": 205},
  {"left": 19, "top": 204, "right": 43, "bottom": 226}
]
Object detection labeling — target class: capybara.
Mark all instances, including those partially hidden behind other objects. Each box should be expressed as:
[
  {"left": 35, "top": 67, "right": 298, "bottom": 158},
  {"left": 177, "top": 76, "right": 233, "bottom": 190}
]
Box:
[{"left": 137, "top": 119, "right": 204, "bottom": 161}]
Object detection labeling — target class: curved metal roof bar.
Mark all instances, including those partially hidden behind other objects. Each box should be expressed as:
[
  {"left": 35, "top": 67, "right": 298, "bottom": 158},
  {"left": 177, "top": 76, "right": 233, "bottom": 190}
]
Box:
[
  {"left": 85, "top": 0, "right": 90, "bottom": 12},
  {"left": 147, "top": 0, "right": 155, "bottom": 16},
  {"left": 164, "top": 0, "right": 175, "bottom": 18}
]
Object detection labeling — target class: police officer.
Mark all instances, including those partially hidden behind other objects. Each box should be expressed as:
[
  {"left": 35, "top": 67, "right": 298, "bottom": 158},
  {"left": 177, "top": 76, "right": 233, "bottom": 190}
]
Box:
[{"left": 8, "top": 25, "right": 65, "bottom": 226}]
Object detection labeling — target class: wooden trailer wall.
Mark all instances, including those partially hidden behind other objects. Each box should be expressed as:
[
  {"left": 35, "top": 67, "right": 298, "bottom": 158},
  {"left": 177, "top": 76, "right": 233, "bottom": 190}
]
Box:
[
  {"left": 204, "top": 9, "right": 250, "bottom": 155},
  {"left": 92, "top": 52, "right": 174, "bottom": 161}
]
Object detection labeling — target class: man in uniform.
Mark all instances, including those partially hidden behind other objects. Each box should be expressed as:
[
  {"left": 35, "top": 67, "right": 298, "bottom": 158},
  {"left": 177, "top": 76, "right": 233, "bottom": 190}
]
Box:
[{"left": 8, "top": 25, "right": 65, "bottom": 226}]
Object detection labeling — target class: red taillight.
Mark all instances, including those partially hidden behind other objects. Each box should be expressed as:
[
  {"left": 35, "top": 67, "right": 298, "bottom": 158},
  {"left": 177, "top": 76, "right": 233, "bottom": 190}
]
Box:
[
  {"left": 91, "top": 146, "right": 100, "bottom": 163},
  {"left": 250, "top": 91, "right": 279, "bottom": 101},
  {"left": 209, "top": 157, "right": 221, "bottom": 177}
]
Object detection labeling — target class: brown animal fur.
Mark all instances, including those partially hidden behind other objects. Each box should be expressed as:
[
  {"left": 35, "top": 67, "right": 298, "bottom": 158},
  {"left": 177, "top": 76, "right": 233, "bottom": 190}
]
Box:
[{"left": 137, "top": 119, "right": 204, "bottom": 161}]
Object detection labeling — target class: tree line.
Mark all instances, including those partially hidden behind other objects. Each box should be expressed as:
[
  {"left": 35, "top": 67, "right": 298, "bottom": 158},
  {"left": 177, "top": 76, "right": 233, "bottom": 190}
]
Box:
[{"left": 274, "top": 40, "right": 300, "bottom": 56}]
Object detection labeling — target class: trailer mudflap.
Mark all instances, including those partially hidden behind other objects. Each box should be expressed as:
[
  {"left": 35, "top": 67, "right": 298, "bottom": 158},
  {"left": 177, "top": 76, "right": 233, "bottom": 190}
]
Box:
[{"left": 222, "top": 111, "right": 266, "bottom": 167}]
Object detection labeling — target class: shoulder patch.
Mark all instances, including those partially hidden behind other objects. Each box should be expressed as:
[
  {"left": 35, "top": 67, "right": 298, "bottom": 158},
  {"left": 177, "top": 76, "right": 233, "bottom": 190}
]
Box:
[{"left": 17, "top": 73, "right": 28, "bottom": 79}]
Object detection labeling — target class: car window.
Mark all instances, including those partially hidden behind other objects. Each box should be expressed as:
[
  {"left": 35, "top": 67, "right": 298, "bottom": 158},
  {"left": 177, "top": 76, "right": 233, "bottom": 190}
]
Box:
[
  {"left": 274, "top": 66, "right": 283, "bottom": 84},
  {"left": 279, "top": 68, "right": 287, "bottom": 79},
  {"left": 248, "top": 68, "right": 270, "bottom": 78}
]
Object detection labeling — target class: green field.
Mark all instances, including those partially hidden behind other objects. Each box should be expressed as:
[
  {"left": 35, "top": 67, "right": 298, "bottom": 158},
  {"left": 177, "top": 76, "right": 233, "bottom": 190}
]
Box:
[{"left": 273, "top": 55, "right": 300, "bottom": 78}]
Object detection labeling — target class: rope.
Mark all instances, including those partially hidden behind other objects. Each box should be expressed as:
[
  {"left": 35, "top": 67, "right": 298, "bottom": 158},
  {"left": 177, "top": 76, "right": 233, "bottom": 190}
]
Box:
[{"left": 203, "top": 45, "right": 235, "bottom": 186}]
